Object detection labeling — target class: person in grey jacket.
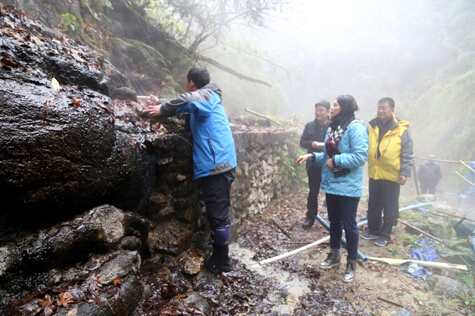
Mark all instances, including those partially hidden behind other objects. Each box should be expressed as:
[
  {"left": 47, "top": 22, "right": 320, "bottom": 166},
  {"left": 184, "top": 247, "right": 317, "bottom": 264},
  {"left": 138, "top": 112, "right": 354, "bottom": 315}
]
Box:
[
  {"left": 417, "top": 155, "right": 441, "bottom": 194},
  {"left": 299, "top": 100, "right": 330, "bottom": 228},
  {"left": 296, "top": 95, "right": 368, "bottom": 283}
]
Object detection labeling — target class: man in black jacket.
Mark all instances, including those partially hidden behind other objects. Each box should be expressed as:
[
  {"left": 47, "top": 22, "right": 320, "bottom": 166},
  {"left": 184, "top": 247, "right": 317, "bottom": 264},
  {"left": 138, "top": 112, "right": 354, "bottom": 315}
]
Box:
[{"left": 299, "top": 100, "right": 330, "bottom": 228}]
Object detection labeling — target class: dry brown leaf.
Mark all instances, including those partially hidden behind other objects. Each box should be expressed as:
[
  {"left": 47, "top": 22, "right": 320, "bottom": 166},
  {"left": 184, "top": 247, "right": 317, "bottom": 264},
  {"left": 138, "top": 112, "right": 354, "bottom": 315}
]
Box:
[
  {"left": 71, "top": 53, "right": 86, "bottom": 63},
  {"left": 57, "top": 291, "right": 73, "bottom": 307},
  {"left": 45, "top": 99, "right": 51, "bottom": 111},
  {"left": 30, "top": 35, "right": 43, "bottom": 46},
  {"left": 66, "top": 307, "right": 78, "bottom": 316},
  {"left": 112, "top": 277, "right": 123, "bottom": 286},
  {"left": 4, "top": 17, "right": 15, "bottom": 28},
  {"left": 46, "top": 47, "right": 60, "bottom": 54},
  {"left": 2, "top": 29, "right": 22, "bottom": 41},
  {"left": 71, "top": 98, "right": 81, "bottom": 106}
]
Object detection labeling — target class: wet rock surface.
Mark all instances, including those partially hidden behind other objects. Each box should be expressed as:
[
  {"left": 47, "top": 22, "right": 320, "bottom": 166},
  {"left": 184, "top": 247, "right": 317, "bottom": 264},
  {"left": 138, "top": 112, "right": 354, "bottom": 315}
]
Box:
[{"left": 0, "top": 4, "right": 158, "bottom": 238}]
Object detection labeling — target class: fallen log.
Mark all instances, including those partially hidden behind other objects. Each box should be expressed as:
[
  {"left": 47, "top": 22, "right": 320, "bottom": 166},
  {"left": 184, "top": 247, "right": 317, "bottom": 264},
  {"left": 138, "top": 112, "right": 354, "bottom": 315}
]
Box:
[
  {"left": 366, "top": 256, "right": 467, "bottom": 271},
  {"left": 255, "top": 235, "right": 330, "bottom": 266}
]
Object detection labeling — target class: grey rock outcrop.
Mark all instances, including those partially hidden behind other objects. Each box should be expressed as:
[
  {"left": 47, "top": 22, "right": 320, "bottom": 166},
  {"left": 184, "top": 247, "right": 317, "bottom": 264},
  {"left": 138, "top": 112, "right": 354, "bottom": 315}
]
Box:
[{"left": 0, "top": 6, "right": 156, "bottom": 239}]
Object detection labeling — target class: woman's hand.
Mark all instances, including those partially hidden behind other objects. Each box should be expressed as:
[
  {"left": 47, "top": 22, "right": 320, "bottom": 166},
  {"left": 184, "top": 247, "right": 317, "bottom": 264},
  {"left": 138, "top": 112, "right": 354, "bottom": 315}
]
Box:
[
  {"left": 326, "top": 158, "right": 334, "bottom": 169},
  {"left": 296, "top": 154, "right": 312, "bottom": 166}
]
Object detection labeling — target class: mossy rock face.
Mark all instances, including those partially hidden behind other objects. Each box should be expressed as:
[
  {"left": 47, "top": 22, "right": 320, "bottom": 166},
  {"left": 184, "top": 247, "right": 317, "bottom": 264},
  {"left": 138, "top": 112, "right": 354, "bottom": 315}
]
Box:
[
  {"left": 426, "top": 217, "right": 456, "bottom": 241},
  {"left": 438, "top": 249, "right": 474, "bottom": 265},
  {"left": 403, "top": 217, "right": 456, "bottom": 241},
  {"left": 431, "top": 201, "right": 454, "bottom": 213}
]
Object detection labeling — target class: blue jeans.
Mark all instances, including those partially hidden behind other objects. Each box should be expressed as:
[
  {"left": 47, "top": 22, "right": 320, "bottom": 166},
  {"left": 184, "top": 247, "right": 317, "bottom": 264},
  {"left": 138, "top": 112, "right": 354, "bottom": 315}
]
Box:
[{"left": 326, "top": 193, "right": 360, "bottom": 261}]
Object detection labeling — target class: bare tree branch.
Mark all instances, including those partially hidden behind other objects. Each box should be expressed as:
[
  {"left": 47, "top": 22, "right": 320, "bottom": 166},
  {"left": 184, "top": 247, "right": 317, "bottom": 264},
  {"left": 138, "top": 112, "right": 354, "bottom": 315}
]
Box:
[{"left": 199, "top": 54, "right": 272, "bottom": 87}]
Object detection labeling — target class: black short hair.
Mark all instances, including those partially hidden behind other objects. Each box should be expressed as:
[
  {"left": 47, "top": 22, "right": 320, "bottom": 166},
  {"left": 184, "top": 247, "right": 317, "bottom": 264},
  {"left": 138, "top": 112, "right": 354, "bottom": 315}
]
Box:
[
  {"left": 187, "top": 66, "right": 210, "bottom": 89},
  {"left": 378, "top": 97, "right": 395, "bottom": 109},
  {"left": 336, "top": 94, "right": 359, "bottom": 116},
  {"left": 315, "top": 100, "right": 330, "bottom": 110}
]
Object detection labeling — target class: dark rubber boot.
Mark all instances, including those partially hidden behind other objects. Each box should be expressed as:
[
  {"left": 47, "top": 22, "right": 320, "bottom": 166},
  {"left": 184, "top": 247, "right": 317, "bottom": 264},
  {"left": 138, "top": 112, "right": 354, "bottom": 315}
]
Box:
[
  {"left": 203, "top": 243, "right": 233, "bottom": 274},
  {"left": 342, "top": 260, "right": 356, "bottom": 283},
  {"left": 302, "top": 217, "right": 315, "bottom": 229},
  {"left": 319, "top": 248, "right": 341, "bottom": 270}
]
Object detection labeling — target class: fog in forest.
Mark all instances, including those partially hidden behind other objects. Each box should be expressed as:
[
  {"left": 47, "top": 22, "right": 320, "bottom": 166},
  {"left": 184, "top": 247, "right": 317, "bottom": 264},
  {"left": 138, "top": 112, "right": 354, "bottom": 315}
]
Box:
[
  {"left": 199, "top": 0, "right": 475, "bottom": 168},
  {"left": 213, "top": 0, "right": 450, "bottom": 124}
]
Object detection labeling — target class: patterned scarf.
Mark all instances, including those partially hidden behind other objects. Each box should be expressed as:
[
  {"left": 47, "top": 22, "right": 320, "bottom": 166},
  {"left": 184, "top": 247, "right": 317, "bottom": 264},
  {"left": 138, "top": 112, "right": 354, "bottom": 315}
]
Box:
[{"left": 326, "top": 114, "right": 355, "bottom": 157}]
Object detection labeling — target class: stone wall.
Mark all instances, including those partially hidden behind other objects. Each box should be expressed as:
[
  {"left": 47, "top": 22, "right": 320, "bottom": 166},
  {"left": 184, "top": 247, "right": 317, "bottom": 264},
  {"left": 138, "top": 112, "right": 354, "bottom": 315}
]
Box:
[
  {"left": 231, "top": 125, "right": 297, "bottom": 234},
  {"left": 145, "top": 115, "right": 299, "bottom": 253}
]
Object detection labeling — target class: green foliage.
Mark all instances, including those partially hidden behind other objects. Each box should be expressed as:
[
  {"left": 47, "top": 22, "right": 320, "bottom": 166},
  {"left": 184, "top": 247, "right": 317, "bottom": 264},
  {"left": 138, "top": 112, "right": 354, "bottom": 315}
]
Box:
[
  {"left": 455, "top": 270, "right": 475, "bottom": 314},
  {"left": 455, "top": 271, "right": 475, "bottom": 289},
  {"left": 140, "top": 0, "right": 285, "bottom": 53},
  {"left": 60, "top": 13, "right": 82, "bottom": 37},
  {"left": 113, "top": 37, "right": 169, "bottom": 76},
  {"left": 81, "top": 0, "right": 114, "bottom": 15}
]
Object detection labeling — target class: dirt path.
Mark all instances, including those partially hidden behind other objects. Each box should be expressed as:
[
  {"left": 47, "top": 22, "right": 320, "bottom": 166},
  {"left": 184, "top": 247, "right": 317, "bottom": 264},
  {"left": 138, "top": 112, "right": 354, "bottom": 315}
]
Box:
[{"left": 229, "top": 191, "right": 468, "bottom": 315}]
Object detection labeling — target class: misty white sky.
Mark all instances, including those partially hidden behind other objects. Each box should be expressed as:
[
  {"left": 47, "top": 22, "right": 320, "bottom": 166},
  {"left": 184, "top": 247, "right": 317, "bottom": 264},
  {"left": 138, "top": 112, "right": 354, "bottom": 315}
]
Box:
[{"left": 226, "top": 0, "right": 446, "bottom": 120}]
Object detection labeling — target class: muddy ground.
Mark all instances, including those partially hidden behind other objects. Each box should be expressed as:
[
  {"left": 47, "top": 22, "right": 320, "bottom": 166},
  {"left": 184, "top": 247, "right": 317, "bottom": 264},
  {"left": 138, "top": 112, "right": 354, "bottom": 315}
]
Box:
[{"left": 218, "top": 189, "right": 473, "bottom": 316}]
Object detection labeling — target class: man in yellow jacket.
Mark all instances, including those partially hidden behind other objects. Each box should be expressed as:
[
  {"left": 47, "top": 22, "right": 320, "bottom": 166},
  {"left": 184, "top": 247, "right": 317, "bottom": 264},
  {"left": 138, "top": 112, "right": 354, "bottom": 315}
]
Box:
[{"left": 361, "top": 97, "right": 414, "bottom": 246}]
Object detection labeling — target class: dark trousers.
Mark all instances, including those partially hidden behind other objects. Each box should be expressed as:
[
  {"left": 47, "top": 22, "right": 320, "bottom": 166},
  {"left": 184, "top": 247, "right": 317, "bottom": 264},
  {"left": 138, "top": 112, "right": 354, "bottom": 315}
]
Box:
[
  {"left": 306, "top": 165, "right": 322, "bottom": 218},
  {"left": 326, "top": 193, "right": 360, "bottom": 262},
  {"left": 367, "top": 178, "right": 400, "bottom": 241},
  {"left": 421, "top": 183, "right": 436, "bottom": 195},
  {"left": 200, "top": 169, "right": 236, "bottom": 231}
]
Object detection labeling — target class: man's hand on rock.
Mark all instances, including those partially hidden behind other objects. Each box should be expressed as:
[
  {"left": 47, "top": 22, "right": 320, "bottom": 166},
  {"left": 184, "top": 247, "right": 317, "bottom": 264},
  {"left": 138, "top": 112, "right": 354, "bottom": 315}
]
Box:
[{"left": 143, "top": 105, "right": 162, "bottom": 117}]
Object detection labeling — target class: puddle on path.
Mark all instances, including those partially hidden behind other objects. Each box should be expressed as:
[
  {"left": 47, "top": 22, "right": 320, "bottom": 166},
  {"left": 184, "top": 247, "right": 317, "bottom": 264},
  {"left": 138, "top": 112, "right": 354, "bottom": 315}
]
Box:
[{"left": 230, "top": 243, "right": 311, "bottom": 314}]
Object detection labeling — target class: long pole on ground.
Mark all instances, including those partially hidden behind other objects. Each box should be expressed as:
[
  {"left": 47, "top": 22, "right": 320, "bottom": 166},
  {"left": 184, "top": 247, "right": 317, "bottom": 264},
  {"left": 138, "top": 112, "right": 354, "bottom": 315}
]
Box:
[
  {"left": 256, "top": 236, "right": 330, "bottom": 266},
  {"left": 255, "top": 203, "right": 433, "bottom": 266}
]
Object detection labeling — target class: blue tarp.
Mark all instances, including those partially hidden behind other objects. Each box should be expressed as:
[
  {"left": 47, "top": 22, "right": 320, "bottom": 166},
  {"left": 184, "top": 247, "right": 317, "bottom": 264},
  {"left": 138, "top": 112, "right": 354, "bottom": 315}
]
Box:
[{"left": 408, "top": 246, "right": 439, "bottom": 278}]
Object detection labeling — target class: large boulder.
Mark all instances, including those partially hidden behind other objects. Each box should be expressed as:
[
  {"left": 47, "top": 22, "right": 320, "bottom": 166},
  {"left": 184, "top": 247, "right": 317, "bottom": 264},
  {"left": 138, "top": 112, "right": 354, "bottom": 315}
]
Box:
[{"left": 0, "top": 6, "right": 157, "bottom": 238}]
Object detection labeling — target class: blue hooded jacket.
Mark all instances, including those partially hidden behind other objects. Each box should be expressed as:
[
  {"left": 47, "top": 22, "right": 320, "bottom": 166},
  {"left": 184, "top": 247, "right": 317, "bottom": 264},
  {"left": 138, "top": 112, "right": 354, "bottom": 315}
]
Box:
[
  {"left": 159, "top": 83, "right": 237, "bottom": 179},
  {"left": 312, "top": 120, "right": 368, "bottom": 197}
]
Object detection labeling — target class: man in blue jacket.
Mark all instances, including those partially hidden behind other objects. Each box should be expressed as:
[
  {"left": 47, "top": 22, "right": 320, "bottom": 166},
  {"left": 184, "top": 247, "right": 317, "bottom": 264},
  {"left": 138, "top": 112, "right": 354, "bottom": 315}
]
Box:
[{"left": 144, "top": 66, "right": 237, "bottom": 274}]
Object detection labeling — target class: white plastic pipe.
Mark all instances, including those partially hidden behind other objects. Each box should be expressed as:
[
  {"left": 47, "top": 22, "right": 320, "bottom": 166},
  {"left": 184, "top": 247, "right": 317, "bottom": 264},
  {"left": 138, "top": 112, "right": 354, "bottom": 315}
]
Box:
[{"left": 256, "top": 235, "right": 330, "bottom": 266}]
